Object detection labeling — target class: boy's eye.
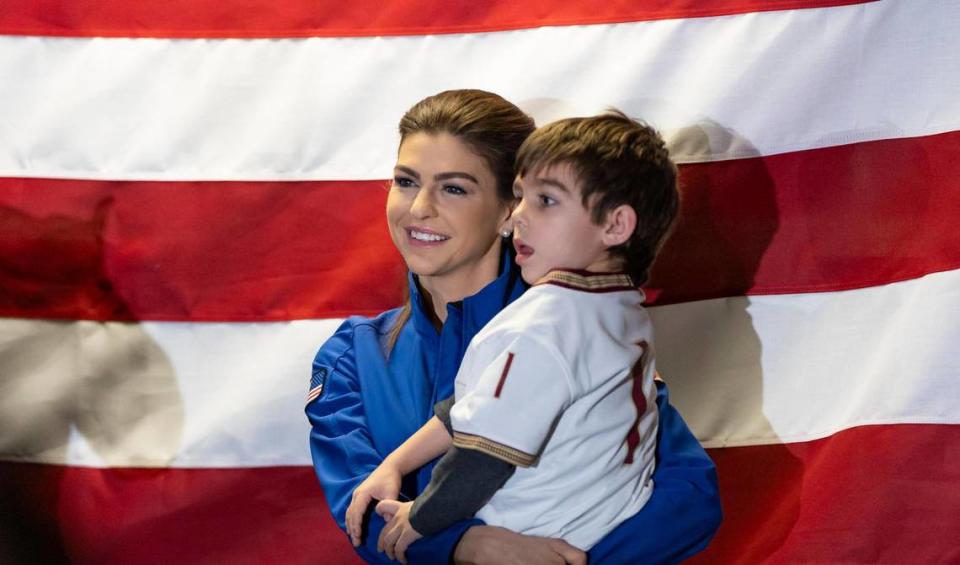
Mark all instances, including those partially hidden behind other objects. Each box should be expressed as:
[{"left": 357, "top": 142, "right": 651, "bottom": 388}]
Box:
[
  {"left": 539, "top": 194, "right": 557, "bottom": 207},
  {"left": 393, "top": 176, "right": 416, "bottom": 188},
  {"left": 443, "top": 184, "right": 467, "bottom": 196}
]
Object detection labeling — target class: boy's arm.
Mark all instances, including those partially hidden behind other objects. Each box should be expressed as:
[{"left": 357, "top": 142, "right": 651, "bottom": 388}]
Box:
[
  {"left": 587, "top": 380, "right": 723, "bottom": 564},
  {"left": 306, "top": 327, "right": 480, "bottom": 564},
  {"left": 433, "top": 395, "right": 455, "bottom": 435},
  {"left": 374, "top": 396, "right": 517, "bottom": 563},
  {"left": 345, "top": 415, "right": 453, "bottom": 543},
  {"left": 408, "top": 445, "right": 515, "bottom": 535},
  {"left": 376, "top": 446, "right": 516, "bottom": 563},
  {"left": 386, "top": 415, "right": 453, "bottom": 475}
]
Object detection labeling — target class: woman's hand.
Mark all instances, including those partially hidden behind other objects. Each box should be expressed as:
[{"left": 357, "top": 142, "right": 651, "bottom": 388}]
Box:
[
  {"left": 345, "top": 461, "right": 403, "bottom": 546},
  {"left": 375, "top": 500, "right": 422, "bottom": 564},
  {"left": 454, "top": 526, "right": 586, "bottom": 565}
]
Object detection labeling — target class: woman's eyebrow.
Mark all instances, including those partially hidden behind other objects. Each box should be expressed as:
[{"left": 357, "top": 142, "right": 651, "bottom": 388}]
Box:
[
  {"left": 394, "top": 165, "right": 420, "bottom": 179},
  {"left": 435, "top": 171, "right": 479, "bottom": 184}
]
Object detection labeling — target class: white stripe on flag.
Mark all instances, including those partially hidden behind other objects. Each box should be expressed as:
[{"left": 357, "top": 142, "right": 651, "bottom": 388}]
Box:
[
  {"left": 0, "top": 0, "right": 957, "bottom": 181},
  {"left": 653, "top": 268, "right": 960, "bottom": 448},
  {"left": 3, "top": 269, "right": 959, "bottom": 468}
]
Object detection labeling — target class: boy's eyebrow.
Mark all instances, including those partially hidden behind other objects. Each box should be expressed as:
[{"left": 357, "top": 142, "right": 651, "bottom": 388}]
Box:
[{"left": 534, "top": 176, "right": 571, "bottom": 193}]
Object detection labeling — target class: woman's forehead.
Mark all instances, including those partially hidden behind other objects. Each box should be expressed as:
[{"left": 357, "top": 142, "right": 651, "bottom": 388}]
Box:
[{"left": 397, "top": 132, "right": 493, "bottom": 178}]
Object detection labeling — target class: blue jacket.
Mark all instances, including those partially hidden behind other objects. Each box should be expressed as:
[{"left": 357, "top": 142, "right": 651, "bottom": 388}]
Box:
[{"left": 306, "top": 253, "right": 722, "bottom": 564}]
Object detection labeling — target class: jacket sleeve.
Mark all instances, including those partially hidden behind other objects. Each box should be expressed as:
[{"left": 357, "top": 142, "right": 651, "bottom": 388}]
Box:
[
  {"left": 587, "top": 380, "right": 723, "bottom": 564},
  {"left": 305, "top": 322, "right": 482, "bottom": 564}
]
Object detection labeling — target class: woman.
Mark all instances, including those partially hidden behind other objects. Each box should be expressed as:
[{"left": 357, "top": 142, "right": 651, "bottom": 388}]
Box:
[{"left": 306, "top": 89, "right": 721, "bottom": 564}]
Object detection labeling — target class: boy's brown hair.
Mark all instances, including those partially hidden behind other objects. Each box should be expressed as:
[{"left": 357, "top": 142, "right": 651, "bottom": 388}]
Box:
[{"left": 515, "top": 111, "right": 679, "bottom": 286}]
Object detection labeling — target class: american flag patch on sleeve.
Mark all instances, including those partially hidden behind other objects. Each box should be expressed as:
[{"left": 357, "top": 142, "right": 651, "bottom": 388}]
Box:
[{"left": 306, "top": 366, "right": 328, "bottom": 405}]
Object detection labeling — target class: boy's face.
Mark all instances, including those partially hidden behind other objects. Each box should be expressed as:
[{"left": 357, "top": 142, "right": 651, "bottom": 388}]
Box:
[{"left": 511, "top": 163, "right": 617, "bottom": 284}]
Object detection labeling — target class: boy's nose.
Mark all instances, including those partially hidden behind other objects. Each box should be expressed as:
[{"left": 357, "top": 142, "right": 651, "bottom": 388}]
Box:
[{"left": 510, "top": 200, "right": 527, "bottom": 226}]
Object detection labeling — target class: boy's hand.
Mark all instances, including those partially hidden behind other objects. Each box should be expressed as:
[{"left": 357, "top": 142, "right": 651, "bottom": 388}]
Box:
[
  {"left": 375, "top": 500, "right": 422, "bottom": 564},
  {"left": 345, "top": 462, "right": 402, "bottom": 546}
]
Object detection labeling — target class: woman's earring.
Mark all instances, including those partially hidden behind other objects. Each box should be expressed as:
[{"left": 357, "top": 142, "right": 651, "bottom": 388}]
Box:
[{"left": 500, "top": 229, "right": 512, "bottom": 238}]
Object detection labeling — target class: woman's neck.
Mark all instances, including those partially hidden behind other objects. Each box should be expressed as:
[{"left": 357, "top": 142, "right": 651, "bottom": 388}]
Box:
[{"left": 416, "top": 249, "right": 502, "bottom": 327}]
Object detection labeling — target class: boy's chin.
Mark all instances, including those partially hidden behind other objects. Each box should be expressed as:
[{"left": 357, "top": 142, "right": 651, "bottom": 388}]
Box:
[{"left": 519, "top": 265, "right": 543, "bottom": 285}]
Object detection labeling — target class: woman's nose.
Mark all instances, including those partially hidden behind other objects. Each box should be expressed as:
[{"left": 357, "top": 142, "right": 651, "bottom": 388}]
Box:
[{"left": 410, "top": 186, "right": 437, "bottom": 219}]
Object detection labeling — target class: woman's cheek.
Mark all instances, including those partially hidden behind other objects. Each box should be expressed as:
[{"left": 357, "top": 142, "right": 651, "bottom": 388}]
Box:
[{"left": 385, "top": 199, "right": 407, "bottom": 250}]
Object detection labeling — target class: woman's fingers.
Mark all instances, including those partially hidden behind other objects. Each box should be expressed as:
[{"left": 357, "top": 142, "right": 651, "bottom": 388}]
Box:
[
  {"left": 453, "top": 526, "right": 586, "bottom": 565},
  {"left": 345, "top": 490, "right": 371, "bottom": 546},
  {"left": 550, "top": 539, "right": 587, "bottom": 565}
]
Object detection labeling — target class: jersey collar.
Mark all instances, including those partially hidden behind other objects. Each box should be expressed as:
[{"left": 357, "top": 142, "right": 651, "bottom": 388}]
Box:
[{"left": 533, "top": 269, "right": 637, "bottom": 293}]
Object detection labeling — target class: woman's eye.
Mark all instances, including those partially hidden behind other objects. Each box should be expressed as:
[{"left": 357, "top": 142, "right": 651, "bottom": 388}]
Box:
[
  {"left": 443, "top": 184, "right": 467, "bottom": 196},
  {"left": 393, "top": 176, "right": 416, "bottom": 188}
]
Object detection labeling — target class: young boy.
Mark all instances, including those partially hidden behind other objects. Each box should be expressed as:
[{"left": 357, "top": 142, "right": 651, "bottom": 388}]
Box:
[{"left": 346, "top": 111, "right": 680, "bottom": 560}]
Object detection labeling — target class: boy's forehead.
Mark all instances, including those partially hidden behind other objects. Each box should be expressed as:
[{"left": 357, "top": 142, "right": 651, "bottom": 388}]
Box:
[{"left": 517, "top": 161, "right": 584, "bottom": 193}]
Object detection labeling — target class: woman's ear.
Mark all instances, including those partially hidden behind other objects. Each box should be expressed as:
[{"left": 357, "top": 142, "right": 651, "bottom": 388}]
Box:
[
  {"left": 601, "top": 204, "right": 637, "bottom": 247},
  {"left": 499, "top": 198, "right": 519, "bottom": 234},
  {"left": 499, "top": 216, "right": 514, "bottom": 238}
]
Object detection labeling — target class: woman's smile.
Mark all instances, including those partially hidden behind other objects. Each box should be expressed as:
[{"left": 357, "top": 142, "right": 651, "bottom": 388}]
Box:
[{"left": 406, "top": 226, "right": 451, "bottom": 246}]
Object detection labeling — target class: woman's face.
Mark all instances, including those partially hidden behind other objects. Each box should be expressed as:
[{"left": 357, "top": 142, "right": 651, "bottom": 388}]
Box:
[{"left": 387, "top": 132, "right": 511, "bottom": 297}]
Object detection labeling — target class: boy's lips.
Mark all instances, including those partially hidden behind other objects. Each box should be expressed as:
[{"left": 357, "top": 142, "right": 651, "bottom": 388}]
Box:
[{"left": 514, "top": 238, "right": 534, "bottom": 264}]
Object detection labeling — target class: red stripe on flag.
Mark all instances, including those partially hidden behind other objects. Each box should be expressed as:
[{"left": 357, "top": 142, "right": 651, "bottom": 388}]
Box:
[
  {"left": 0, "top": 0, "right": 877, "bottom": 38},
  {"left": 2, "top": 423, "right": 956, "bottom": 564},
  {"left": 0, "top": 463, "right": 361, "bottom": 565},
  {"left": 0, "top": 179, "right": 404, "bottom": 322},
  {"left": 693, "top": 424, "right": 960, "bottom": 564},
  {"left": 2, "top": 132, "right": 958, "bottom": 321},
  {"left": 647, "top": 130, "right": 960, "bottom": 304}
]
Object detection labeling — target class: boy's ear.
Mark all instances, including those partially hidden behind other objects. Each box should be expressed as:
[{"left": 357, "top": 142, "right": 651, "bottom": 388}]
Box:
[{"left": 601, "top": 204, "right": 636, "bottom": 247}]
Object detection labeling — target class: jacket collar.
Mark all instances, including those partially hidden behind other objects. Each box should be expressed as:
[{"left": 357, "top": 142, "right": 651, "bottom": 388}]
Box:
[{"left": 408, "top": 247, "right": 527, "bottom": 340}]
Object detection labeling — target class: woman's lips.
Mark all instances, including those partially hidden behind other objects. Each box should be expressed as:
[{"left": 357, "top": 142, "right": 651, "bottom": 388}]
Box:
[
  {"left": 406, "top": 226, "right": 450, "bottom": 247},
  {"left": 514, "top": 238, "right": 534, "bottom": 264}
]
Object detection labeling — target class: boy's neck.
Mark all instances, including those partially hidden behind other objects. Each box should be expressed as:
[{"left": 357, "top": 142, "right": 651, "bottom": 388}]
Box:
[{"left": 582, "top": 251, "right": 624, "bottom": 274}]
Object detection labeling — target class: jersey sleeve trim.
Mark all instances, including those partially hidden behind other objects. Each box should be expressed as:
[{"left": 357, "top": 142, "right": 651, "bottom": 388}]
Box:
[{"left": 452, "top": 430, "right": 537, "bottom": 468}]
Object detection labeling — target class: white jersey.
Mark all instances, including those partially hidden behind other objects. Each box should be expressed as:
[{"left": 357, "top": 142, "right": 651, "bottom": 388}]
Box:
[{"left": 449, "top": 270, "right": 658, "bottom": 550}]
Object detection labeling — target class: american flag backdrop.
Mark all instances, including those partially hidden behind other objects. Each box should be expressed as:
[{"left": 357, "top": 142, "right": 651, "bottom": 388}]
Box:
[{"left": 1, "top": 1, "right": 959, "bottom": 563}]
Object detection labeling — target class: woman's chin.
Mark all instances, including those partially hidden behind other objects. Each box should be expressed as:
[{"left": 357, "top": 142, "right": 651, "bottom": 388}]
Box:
[{"left": 403, "top": 258, "right": 441, "bottom": 279}]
